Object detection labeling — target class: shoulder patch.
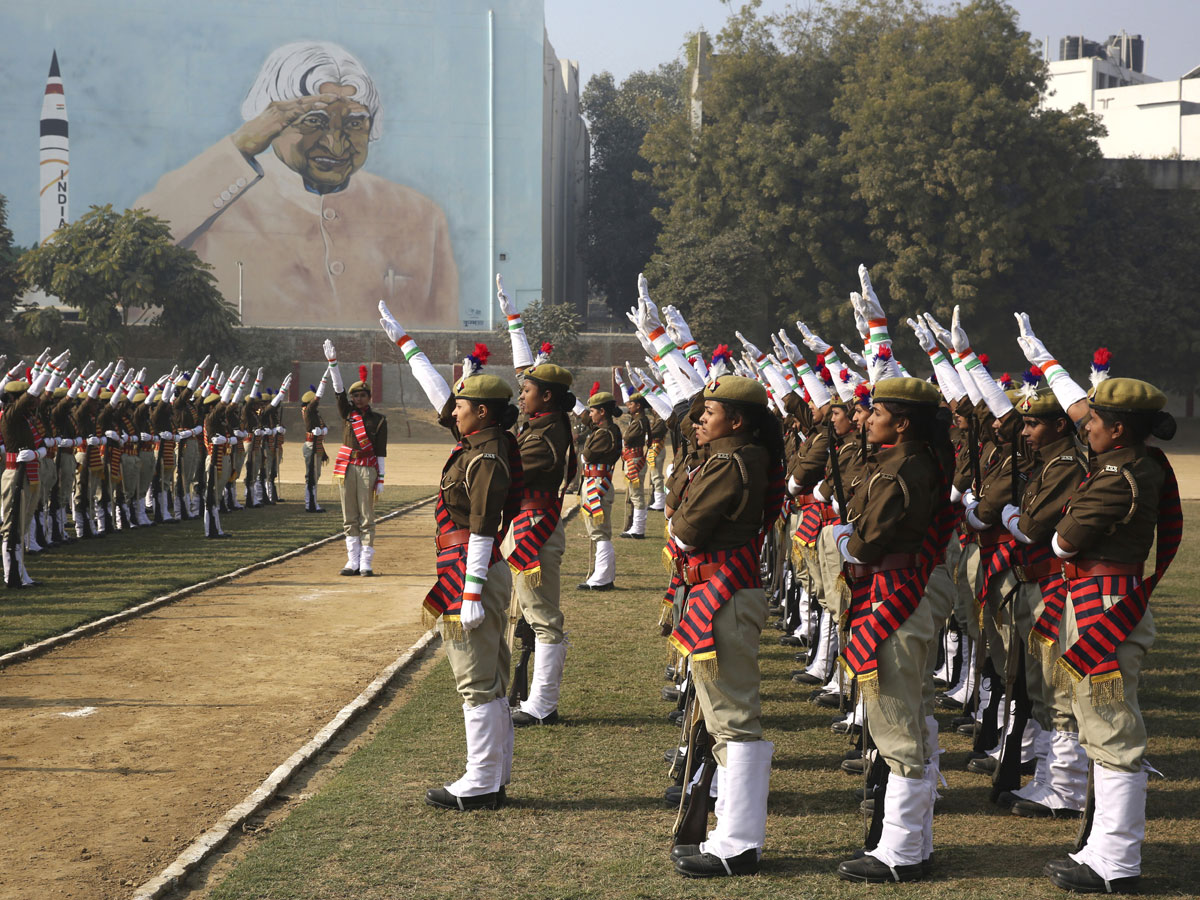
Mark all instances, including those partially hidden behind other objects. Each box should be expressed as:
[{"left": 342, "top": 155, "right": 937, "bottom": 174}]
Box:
[{"left": 1103, "top": 464, "right": 1120, "bottom": 473}]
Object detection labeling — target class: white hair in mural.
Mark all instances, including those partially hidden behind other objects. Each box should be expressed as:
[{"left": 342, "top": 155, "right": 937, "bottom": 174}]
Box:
[{"left": 240, "top": 40, "right": 383, "bottom": 141}]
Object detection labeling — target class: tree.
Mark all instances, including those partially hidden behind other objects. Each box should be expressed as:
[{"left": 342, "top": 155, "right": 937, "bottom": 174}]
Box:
[
  {"left": 0, "top": 194, "right": 27, "bottom": 320},
  {"left": 19, "top": 204, "right": 239, "bottom": 356},
  {"left": 582, "top": 62, "right": 686, "bottom": 312}
]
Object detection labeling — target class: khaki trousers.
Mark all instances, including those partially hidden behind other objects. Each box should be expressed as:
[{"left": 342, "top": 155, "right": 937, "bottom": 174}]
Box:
[
  {"left": 138, "top": 450, "right": 156, "bottom": 501},
  {"left": 693, "top": 587, "right": 767, "bottom": 766},
  {"left": 444, "top": 559, "right": 513, "bottom": 708},
  {"left": 1, "top": 469, "right": 30, "bottom": 543},
  {"left": 625, "top": 463, "right": 646, "bottom": 511},
  {"left": 181, "top": 439, "right": 200, "bottom": 493},
  {"left": 583, "top": 480, "right": 614, "bottom": 542},
  {"left": 120, "top": 451, "right": 140, "bottom": 504},
  {"left": 864, "top": 595, "right": 936, "bottom": 779},
  {"left": 1014, "top": 582, "right": 1077, "bottom": 732},
  {"left": 502, "top": 514, "right": 565, "bottom": 644},
  {"left": 649, "top": 444, "right": 666, "bottom": 493},
  {"left": 38, "top": 456, "right": 56, "bottom": 511},
  {"left": 338, "top": 464, "right": 377, "bottom": 546},
  {"left": 57, "top": 451, "right": 76, "bottom": 511},
  {"left": 302, "top": 442, "right": 324, "bottom": 484},
  {"left": 1062, "top": 586, "right": 1155, "bottom": 772}
]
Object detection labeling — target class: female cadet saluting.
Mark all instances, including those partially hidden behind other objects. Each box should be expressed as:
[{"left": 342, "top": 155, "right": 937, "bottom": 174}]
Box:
[
  {"left": 830, "top": 377, "right": 956, "bottom": 884},
  {"left": 496, "top": 276, "right": 578, "bottom": 726},
  {"left": 667, "top": 375, "right": 784, "bottom": 880},
  {"left": 577, "top": 385, "right": 623, "bottom": 590},
  {"left": 377, "top": 302, "right": 524, "bottom": 811},
  {"left": 1015, "top": 314, "right": 1180, "bottom": 895}
]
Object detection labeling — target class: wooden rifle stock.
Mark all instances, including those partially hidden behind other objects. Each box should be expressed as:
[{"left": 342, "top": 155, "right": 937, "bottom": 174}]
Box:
[{"left": 507, "top": 616, "right": 535, "bottom": 705}]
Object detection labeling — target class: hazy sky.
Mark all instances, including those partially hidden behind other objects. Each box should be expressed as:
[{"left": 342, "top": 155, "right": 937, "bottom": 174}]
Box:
[{"left": 545, "top": 0, "right": 1200, "bottom": 88}]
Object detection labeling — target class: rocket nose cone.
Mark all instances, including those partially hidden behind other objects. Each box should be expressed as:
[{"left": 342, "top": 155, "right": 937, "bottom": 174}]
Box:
[{"left": 49, "top": 50, "right": 60, "bottom": 78}]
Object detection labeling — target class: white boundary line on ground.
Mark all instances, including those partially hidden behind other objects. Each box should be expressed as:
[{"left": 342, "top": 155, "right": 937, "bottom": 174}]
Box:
[
  {"left": 130, "top": 626, "right": 442, "bottom": 900},
  {"left": 0, "top": 494, "right": 437, "bottom": 670}
]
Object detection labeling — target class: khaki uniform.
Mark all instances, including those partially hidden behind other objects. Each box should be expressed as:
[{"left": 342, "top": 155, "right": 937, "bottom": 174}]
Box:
[
  {"left": 671, "top": 434, "right": 769, "bottom": 766},
  {"left": 437, "top": 422, "right": 516, "bottom": 707},
  {"left": 647, "top": 413, "right": 668, "bottom": 495},
  {"left": 1057, "top": 443, "right": 1163, "bottom": 772},
  {"left": 1, "top": 391, "right": 41, "bottom": 544},
  {"left": 621, "top": 409, "right": 649, "bottom": 514},
  {"left": 173, "top": 391, "right": 201, "bottom": 506},
  {"left": 844, "top": 441, "right": 941, "bottom": 778},
  {"left": 580, "top": 419, "right": 621, "bottom": 542},
  {"left": 503, "top": 411, "right": 573, "bottom": 644},
  {"left": 334, "top": 392, "right": 387, "bottom": 546},
  {"left": 302, "top": 400, "right": 328, "bottom": 489}
]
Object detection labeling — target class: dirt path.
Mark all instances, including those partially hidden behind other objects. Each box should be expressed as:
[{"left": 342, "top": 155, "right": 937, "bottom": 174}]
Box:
[{"left": 0, "top": 504, "right": 438, "bottom": 900}]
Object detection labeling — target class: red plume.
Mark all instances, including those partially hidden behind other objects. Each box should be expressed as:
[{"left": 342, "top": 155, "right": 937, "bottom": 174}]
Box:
[
  {"left": 978, "top": 352, "right": 990, "bottom": 367},
  {"left": 589, "top": 380, "right": 600, "bottom": 397},
  {"left": 1029, "top": 364, "right": 1043, "bottom": 378},
  {"left": 815, "top": 352, "right": 827, "bottom": 367},
  {"left": 1093, "top": 347, "right": 1112, "bottom": 368},
  {"left": 818, "top": 366, "right": 832, "bottom": 383},
  {"left": 877, "top": 346, "right": 892, "bottom": 360},
  {"left": 473, "top": 343, "right": 491, "bottom": 366},
  {"left": 540, "top": 342, "right": 554, "bottom": 354},
  {"left": 1000, "top": 372, "right": 1013, "bottom": 387},
  {"left": 358, "top": 365, "right": 368, "bottom": 384}
]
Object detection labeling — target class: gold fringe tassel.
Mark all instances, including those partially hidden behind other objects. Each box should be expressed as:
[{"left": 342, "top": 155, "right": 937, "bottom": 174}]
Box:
[
  {"left": 1087, "top": 670, "right": 1124, "bottom": 706},
  {"left": 440, "top": 615, "right": 464, "bottom": 643},
  {"left": 692, "top": 653, "right": 719, "bottom": 683},
  {"left": 662, "top": 545, "right": 674, "bottom": 575},
  {"left": 657, "top": 598, "right": 674, "bottom": 628},
  {"left": 1028, "top": 630, "right": 1058, "bottom": 667}
]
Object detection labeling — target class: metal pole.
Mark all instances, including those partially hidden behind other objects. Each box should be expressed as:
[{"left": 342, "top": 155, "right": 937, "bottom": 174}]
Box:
[
  {"left": 487, "top": 8, "right": 495, "bottom": 332},
  {"left": 237, "top": 260, "right": 244, "bottom": 323}
]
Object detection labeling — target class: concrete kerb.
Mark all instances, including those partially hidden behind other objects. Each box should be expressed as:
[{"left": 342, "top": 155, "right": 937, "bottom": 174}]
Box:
[
  {"left": 130, "top": 626, "right": 442, "bottom": 900},
  {"left": 0, "top": 494, "right": 437, "bottom": 671}
]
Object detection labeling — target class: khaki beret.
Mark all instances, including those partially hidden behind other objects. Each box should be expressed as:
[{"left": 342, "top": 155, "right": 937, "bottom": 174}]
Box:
[
  {"left": 203, "top": 392, "right": 220, "bottom": 405},
  {"left": 174, "top": 376, "right": 189, "bottom": 388},
  {"left": 873, "top": 376, "right": 941, "bottom": 407},
  {"left": 348, "top": 380, "right": 371, "bottom": 394},
  {"left": 53, "top": 386, "right": 69, "bottom": 398},
  {"left": 1089, "top": 377, "right": 1166, "bottom": 414},
  {"left": 588, "top": 390, "right": 618, "bottom": 408},
  {"left": 98, "top": 389, "right": 112, "bottom": 401},
  {"left": 131, "top": 392, "right": 146, "bottom": 403},
  {"left": 300, "top": 390, "right": 317, "bottom": 404},
  {"left": 703, "top": 375, "right": 768, "bottom": 409},
  {"left": 524, "top": 363, "right": 573, "bottom": 388},
  {"left": 1016, "top": 386, "right": 1065, "bottom": 418},
  {"left": 4, "top": 380, "right": 29, "bottom": 394},
  {"left": 456, "top": 374, "right": 513, "bottom": 402}
]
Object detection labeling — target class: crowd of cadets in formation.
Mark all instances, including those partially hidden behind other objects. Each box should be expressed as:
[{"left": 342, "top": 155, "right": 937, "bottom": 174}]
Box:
[
  {"left": 370, "top": 270, "right": 1177, "bottom": 894},
  {"left": 0, "top": 354, "right": 336, "bottom": 588},
  {"left": 2, "top": 264, "right": 1178, "bottom": 894}
]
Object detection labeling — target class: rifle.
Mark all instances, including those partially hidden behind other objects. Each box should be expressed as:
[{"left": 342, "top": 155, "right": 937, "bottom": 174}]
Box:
[
  {"left": 991, "top": 635, "right": 1032, "bottom": 801},
  {"left": 967, "top": 412, "right": 982, "bottom": 493},
  {"left": 152, "top": 437, "right": 165, "bottom": 523},
  {"left": 1010, "top": 415, "right": 1022, "bottom": 506},
  {"left": 507, "top": 616, "right": 536, "bottom": 705},
  {"left": 827, "top": 419, "right": 848, "bottom": 523},
  {"left": 672, "top": 689, "right": 717, "bottom": 848}
]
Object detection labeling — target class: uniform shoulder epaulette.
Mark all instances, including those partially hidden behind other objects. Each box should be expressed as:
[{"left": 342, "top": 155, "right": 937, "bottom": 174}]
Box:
[{"left": 1103, "top": 464, "right": 1121, "bottom": 473}]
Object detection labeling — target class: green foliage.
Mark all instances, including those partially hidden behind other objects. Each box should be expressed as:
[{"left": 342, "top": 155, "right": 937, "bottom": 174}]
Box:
[
  {"left": 0, "top": 194, "right": 27, "bottom": 320},
  {"left": 493, "top": 297, "right": 582, "bottom": 362},
  {"left": 19, "top": 204, "right": 239, "bottom": 357},
  {"left": 13, "top": 303, "right": 64, "bottom": 346},
  {"left": 582, "top": 62, "right": 686, "bottom": 311}
]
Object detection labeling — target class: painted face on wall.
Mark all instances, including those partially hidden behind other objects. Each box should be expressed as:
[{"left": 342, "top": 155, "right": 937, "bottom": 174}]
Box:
[{"left": 272, "top": 83, "right": 371, "bottom": 192}]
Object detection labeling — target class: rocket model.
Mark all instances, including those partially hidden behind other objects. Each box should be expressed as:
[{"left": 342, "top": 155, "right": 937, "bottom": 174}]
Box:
[{"left": 39, "top": 50, "right": 68, "bottom": 244}]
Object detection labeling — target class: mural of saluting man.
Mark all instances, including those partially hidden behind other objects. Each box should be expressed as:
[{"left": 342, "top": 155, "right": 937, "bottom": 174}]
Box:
[{"left": 136, "top": 40, "right": 459, "bottom": 328}]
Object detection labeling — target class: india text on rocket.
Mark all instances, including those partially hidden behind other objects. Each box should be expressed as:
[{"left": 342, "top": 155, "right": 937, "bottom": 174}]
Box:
[{"left": 39, "top": 50, "right": 69, "bottom": 245}]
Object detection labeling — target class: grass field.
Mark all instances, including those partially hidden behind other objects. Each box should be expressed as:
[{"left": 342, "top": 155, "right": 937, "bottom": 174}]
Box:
[
  {"left": 204, "top": 503, "right": 1200, "bottom": 900},
  {"left": 0, "top": 484, "right": 432, "bottom": 654}
]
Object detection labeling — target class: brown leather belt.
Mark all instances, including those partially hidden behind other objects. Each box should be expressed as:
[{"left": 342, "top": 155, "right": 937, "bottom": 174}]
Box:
[
  {"left": 676, "top": 558, "right": 721, "bottom": 585},
  {"left": 435, "top": 527, "right": 471, "bottom": 551},
  {"left": 845, "top": 553, "right": 918, "bottom": 580},
  {"left": 519, "top": 497, "right": 558, "bottom": 512},
  {"left": 796, "top": 492, "right": 818, "bottom": 506},
  {"left": 1063, "top": 559, "right": 1143, "bottom": 581},
  {"left": 969, "top": 525, "right": 1015, "bottom": 548},
  {"left": 1015, "top": 560, "right": 1060, "bottom": 583}
]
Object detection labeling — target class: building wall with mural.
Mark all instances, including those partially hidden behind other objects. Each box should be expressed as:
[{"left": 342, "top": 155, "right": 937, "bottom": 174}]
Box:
[{"left": 2, "top": 0, "right": 556, "bottom": 330}]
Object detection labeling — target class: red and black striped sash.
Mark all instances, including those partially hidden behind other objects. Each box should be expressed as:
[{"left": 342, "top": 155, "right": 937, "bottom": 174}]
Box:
[
  {"left": 793, "top": 501, "right": 831, "bottom": 548},
  {"left": 334, "top": 413, "right": 376, "bottom": 476},
  {"left": 979, "top": 536, "right": 1018, "bottom": 605},
  {"left": 506, "top": 491, "right": 562, "bottom": 578},
  {"left": 1025, "top": 544, "right": 1068, "bottom": 650},
  {"left": 668, "top": 543, "right": 761, "bottom": 676},
  {"left": 622, "top": 446, "right": 645, "bottom": 481},
  {"left": 1059, "top": 448, "right": 1181, "bottom": 687}
]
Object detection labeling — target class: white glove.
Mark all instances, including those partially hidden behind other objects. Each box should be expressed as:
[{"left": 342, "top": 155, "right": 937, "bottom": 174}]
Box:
[
  {"left": 850, "top": 293, "right": 870, "bottom": 341},
  {"left": 857, "top": 264, "right": 886, "bottom": 320},
  {"left": 839, "top": 344, "right": 867, "bottom": 370},
  {"left": 907, "top": 317, "right": 936, "bottom": 354},
  {"left": 954, "top": 305, "right": 1013, "bottom": 418},
  {"left": 497, "top": 274, "right": 533, "bottom": 368},
  {"left": 377, "top": 303, "right": 406, "bottom": 345},
  {"left": 212, "top": 434, "right": 228, "bottom": 445},
  {"left": 795, "top": 321, "right": 830, "bottom": 356},
  {"left": 159, "top": 431, "right": 172, "bottom": 440},
  {"left": 254, "top": 428, "right": 264, "bottom": 437},
  {"left": 961, "top": 488, "right": 977, "bottom": 509},
  {"left": 495, "top": 273, "right": 517, "bottom": 318},
  {"left": 15, "top": 449, "right": 36, "bottom": 463},
  {"left": 1001, "top": 503, "right": 1032, "bottom": 544},
  {"left": 922, "top": 312, "right": 953, "bottom": 351},
  {"left": 1014, "top": 312, "right": 1052, "bottom": 367},
  {"left": 662, "top": 305, "right": 696, "bottom": 349},
  {"left": 459, "top": 598, "right": 485, "bottom": 633},
  {"left": 276, "top": 425, "right": 286, "bottom": 435},
  {"left": 735, "top": 330, "right": 765, "bottom": 364},
  {"left": 87, "top": 435, "right": 101, "bottom": 446},
  {"left": 949, "top": 305, "right": 971, "bottom": 355},
  {"left": 105, "top": 429, "right": 120, "bottom": 441},
  {"left": 139, "top": 432, "right": 152, "bottom": 442},
  {"left": 831, "top": 522, "right": 860, "bottom": 563},
  {"left": 323, "top": 340, "right": 344, "bottom": 394}
]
